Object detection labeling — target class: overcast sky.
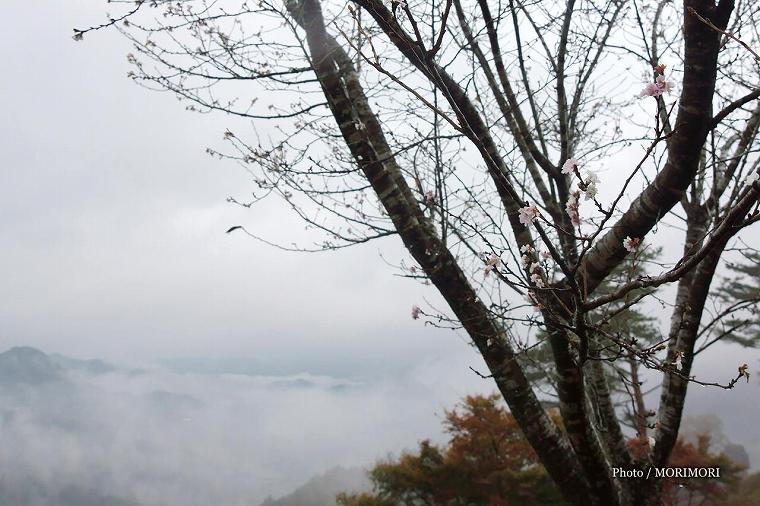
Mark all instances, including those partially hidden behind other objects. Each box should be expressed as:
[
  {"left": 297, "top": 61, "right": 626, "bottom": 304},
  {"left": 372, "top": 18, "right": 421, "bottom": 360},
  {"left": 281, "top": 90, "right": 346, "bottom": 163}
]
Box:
[
  {"left": 0, "top": 0, "right": 471, "bottom": 370},
  {"left": 1, "top": 0, "right": 759, "bottom": 487}
]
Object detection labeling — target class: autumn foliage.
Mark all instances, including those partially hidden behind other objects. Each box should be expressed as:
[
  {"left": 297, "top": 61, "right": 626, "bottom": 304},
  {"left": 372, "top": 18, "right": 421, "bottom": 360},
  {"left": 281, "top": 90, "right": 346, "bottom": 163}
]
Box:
[
  {"left": 337, "top": 394, "right": 563, "bottom": 505},
  {"left": 339, "top": 395, "right": 753, "bottom": 506}
]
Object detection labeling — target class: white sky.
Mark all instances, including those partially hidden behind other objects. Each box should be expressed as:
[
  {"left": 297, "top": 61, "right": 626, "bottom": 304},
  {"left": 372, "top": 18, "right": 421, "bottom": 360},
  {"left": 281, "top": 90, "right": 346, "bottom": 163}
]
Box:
[{"left": 0, "top": 0, "right": 469, "bottom": 370}]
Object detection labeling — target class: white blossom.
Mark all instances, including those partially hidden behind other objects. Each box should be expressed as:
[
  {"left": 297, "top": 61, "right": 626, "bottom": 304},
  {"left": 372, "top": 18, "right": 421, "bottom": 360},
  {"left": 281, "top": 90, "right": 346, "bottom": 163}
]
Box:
[
  {"left": 583, "top": 172, "right": 599, "bottom": 201},
  {"left": 561, "top": 157, "right": 578, "bottom": 175},
  {"left": 484, "top": 254, "right": 500, "bottom": 277},
  {"left": 531, "top": 273, "right": 545, "bottom": 288},
  {"left": 623, "top": 236, "right": 642, "bottom": 252},
  {"left": 673, "top": 351, "right": 684, "bottom": 371},
  {"left": 518, "top": 205, "right": 540, "bottom": 227}
]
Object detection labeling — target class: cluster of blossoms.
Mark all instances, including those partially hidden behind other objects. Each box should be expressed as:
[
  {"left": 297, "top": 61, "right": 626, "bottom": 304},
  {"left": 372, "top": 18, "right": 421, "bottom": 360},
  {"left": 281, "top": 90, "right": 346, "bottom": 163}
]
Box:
[
  {"left": 639, "top": 65, "right": 674, "bottom": 98},
  {"left": 518, "top": 204, "right": 540, "bottom": 227},
  {"left": 623, "top": 236, "right": 643, "bottom": 252},
  {"left": 411, "top": 305, "right": 421, "bottom": 320},
  {"left": 582, "top": 172, "right": 599, "bottom": 201},
  {"left": 560, "top": 157, "right": 600, "bottom": 228},
  {"left": 566, "top": 191, "right": 581, "bottom": 227},
  {"left": 520, "top": 244, "right": 545, "bottom": 288}
]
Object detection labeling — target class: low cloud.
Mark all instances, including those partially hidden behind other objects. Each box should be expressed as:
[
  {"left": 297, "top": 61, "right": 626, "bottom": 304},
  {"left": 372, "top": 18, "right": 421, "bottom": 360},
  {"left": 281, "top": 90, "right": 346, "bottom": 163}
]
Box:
[{"left": 0, "top": 346, "right": 488, "bottom": 506}]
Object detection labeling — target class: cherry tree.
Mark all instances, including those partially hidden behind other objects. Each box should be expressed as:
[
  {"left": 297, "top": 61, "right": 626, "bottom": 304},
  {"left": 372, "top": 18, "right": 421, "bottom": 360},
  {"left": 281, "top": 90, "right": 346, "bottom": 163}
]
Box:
[{"left": 76, "top": 0, "right": 760, "bottom": 504}]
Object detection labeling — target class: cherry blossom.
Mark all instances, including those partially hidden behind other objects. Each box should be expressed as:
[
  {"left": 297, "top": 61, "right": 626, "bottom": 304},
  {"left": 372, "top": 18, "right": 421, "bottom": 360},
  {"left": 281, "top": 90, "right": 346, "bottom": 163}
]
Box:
[
  {"left": 583, "top": 172, "right": 599, "bottom": 201},
  {"left": 531, "top": 273, "right": 545, "bottom": 288},
  {"left": 411, "top": 305, "right": 421, "bottom": 320},
  {"left": 541, "top": 250, "right": 552, "bottom": 260},
  {"left": 484, "top": 254, "right": 500, "bottom": 277},
  {"left": 561, "top": 157, "right": 578, "bottom": 175},
  {"left": 520, "top": 244, "right": 534, "bottom": 254},
  {"left": 423, "top": 190, "right": 436, "bottom": 206},
  {"left": 565, "top": 191, "right": 581, "bottom": 227},
  {"left": 673, "top": 351, "right": 684, "bottom": 371},
  {"left": 639, "top": 74, "right": 673, "bottom": 98},
  {"left": 518, "top": 205, "right": 540, "bottom": 227},
  {"left": 623, "top": 236, "right": 642, "bottom": 252}
]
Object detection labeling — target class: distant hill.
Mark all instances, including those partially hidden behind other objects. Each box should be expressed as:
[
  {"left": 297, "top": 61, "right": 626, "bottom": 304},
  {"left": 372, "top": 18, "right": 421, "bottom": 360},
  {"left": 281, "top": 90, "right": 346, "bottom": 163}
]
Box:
[
  {"left": 259, "top": 466, "right": 371, "bottom": 506},
  {"left": 0, "top": 346, "right": 64, "bottom": 385},
  {"left": 0, "top": 346, "right": 118, "bottom": 386},
  {"left": 49, "top": 353, "right": 116, "bottom": 374}
]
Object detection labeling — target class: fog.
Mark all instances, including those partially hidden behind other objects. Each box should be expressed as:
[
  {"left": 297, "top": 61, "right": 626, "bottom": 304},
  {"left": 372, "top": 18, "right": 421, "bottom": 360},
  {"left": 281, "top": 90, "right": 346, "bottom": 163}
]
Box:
[
  {"left": 0, "top": 346, "right": 496, "bottom": 506},
  {"left": 2, "top": 345, "right": 757, "bottom": 506}
]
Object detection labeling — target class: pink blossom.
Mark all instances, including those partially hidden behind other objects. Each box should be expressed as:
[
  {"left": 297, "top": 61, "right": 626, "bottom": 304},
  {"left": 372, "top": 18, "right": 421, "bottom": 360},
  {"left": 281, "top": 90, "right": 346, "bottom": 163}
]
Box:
[
  {"left": 656, "top": 75, "right": 674, "bottom": 93},
  {"left": 639, "top": 74, "right": 673, "bottom": 98},
  {"left": 423, "top": 190, "right": 436, "bottom": 206},
  {"left": 639, "top": 82, "right": 660, "bottom": 97},
  {"left": 518, "top": 205, "right": 540, "bottom": 227},
  {"left": 565, "top": 191, "right": 581, "bottom": 227},
  {"left": 530, "top": 273, "right": 545, "bottom": 288},
  {"left": 411, "top": 305, "right": 421, "bottom": 320},
  {"left": 561, "top": 157, "right": 578, "bottom": 175},
  {"left": 623, "top": 236, "right": 642, "bottom": 252},
  {"left": 541, "top": 250, "right": 552, "bottom": 260},
  {"left": 483, "top": 254, "right": 500, "bottom": 277}
]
